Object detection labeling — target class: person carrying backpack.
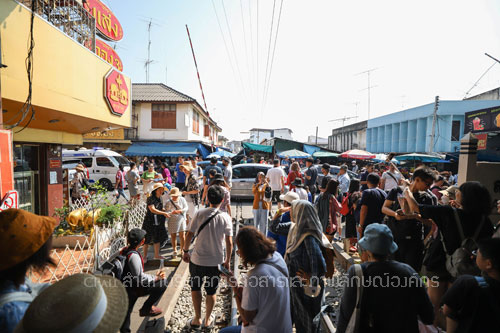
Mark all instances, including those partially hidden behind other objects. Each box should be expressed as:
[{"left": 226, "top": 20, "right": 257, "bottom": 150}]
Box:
[
  {"left": 120, "top": 229, "right": 167, "bottom": 333},
  {"left": 404, "top": 181, "right": 494, "bottom": 327},
  {"left": 442, "top": 238, "right": 500, "bottom": 332}
]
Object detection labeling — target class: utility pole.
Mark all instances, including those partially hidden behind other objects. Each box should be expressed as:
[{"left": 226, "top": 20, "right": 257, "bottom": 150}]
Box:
[
  {"left": 356, "top": 68, "right": 378, "bottom": 120},
  {"left": 329, "top": 116, "right": 358, "bottom": 151},
  {"left": 315, "top": 126, "right": 318, "bottom": 146},
  {"left": 429, "top": 96, "right": 440, "bottom": 153}
]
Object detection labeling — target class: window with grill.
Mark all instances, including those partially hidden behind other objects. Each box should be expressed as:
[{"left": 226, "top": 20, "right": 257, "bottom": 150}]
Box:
[
  {"left": 193, "top": 112, "right": 200, "bottom": 133},
  {"left": 451, "top": 120, "right": 461, "bottom": 141},
  {"left": 151, "top": 104, "right": 176, "bottom": 129}
]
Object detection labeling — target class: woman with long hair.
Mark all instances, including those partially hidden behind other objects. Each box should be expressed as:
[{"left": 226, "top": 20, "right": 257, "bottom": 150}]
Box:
[
  {"left": 286, "top": 162, "right": 303, "bottom": 190},
  {"left": 404, "top": 181, "right": 495, "bottom": 327},
  {"left": 315, "top": 179, "right": 342, "bottom": 240},
  {"left": 220, "top": 227, "right": 292, "bottom": 332},
  {"left": 252, "top": 172, "right": 271, "bottom": 235},
  {"left": 142, "top": 183, "right": 171, "bottom": 261},
  {"left": 270, "top": 200, "right": 332, "bottom": 332},
  {"left": 345, "top": 179, "right": 361, "bottom": 251},
  {"left": 164, "top": 187, "right": 188, "bottom": 258}
]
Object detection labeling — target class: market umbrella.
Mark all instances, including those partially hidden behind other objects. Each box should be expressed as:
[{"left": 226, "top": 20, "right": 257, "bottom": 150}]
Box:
[
  {"left": 371, "top": 153, "right": 400, "bottom": 164},
  {"left": 312, "top": 151, "right": 339, "bottom": 158},
  {"left": 277, "top": 149, "right": 311, "bottom": 159},
  {"left": 395, "top": 153, "right": 442, "bottom": 163},
  {"left": 207, "top": 150, "right": 236, "bottom": 158},
  {"left": 340, "top": 149, "right": 376, "bottom": 160}
]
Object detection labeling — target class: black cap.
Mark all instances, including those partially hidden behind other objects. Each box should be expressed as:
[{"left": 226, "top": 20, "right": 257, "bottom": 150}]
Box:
[
  {"left": 322, "top": 163, "right": 330, "bottom": 170},
  {"left": 210, "top": 156, "right": 218, "bottom": 164},
  {"left": 292, "top": 178, "right": 304, "bottom": 187},
  {"left": 128, "top": 228, "right": 146, "bottom": 246},
  {"left": 306, "top": 158, "right": 314, "bottom": 163},
  {"left": 212, "top": 173, "right": 225, "bottom": 182},
  {"left": 222, "top": 156, "right": 231, "bottom": 162}
]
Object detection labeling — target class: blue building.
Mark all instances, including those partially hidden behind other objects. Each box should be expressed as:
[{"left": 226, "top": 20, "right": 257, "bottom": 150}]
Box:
[{"left": 366, "top": 100, "right": 500, "bottom": 153}]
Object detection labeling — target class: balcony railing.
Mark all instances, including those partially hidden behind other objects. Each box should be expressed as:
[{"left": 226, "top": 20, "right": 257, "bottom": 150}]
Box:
[{"left": 19, "top": 0, "right": 96, "bottom": 51}]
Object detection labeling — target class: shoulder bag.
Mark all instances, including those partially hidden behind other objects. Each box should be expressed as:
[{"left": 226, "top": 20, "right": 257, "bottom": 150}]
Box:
[
  {"left": 191, "top": 210, "right": 220, "bottom": 243},
  {"left": 345, "top": 264, "right": 363, "bottom": 333}
]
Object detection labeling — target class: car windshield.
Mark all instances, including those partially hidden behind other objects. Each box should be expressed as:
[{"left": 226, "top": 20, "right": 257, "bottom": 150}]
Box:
[{"left": 109, "top": 155, "right": 130, "bottom": 167}]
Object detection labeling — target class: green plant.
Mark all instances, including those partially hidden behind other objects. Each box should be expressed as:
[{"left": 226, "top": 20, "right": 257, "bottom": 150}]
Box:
[
  {"left": 53, "top": 205, "right": 71, "bottom": 222},
  {"left": 97, "top": 204, "right": 123, "bottom": 227}
]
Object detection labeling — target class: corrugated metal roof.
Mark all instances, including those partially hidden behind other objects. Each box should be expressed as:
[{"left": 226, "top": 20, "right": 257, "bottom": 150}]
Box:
[{"left": 132, "top": 83, "right": 195, "bottom": 102}]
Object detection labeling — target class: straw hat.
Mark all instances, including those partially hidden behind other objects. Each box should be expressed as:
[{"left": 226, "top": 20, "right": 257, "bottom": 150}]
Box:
[
  {"left": 180, "top": 161, "right": 194, "bottom": 173},
  {"left": 0, "top": 209, "right": 58, "bottom": 271},
  {"left": 15, "top": 273, "right": 128, "bottom": 333},
  {"left": 152, "top": 183, "right": 164, "bottom": 192},
  {"left": 170, "top": 187, "right": 181, "bottom": 197},
  {"left": 75, "top": 164, "right": 86, "bottom": 172}
]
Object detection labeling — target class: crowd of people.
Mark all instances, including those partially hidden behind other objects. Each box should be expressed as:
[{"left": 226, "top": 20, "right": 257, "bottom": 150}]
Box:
[{"left": 2, "top": 151, "right": 500, "bottom": 333}]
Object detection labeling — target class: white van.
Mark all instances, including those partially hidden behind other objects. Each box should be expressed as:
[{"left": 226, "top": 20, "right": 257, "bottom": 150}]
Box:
[{"left": 62, "top": 148, "right": 130, "bottom": 190}]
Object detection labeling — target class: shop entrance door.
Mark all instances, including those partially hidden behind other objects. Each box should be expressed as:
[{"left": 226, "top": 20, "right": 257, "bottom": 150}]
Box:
[{"left": 14, "top": 144, "right": 40, "bottom": 214}]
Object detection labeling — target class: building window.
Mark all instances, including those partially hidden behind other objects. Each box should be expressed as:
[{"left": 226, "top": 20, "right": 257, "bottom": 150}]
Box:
[
  {"left": 204, "top": 124, "right": 210, "bottom": 137},
  {"left": 193, "top": 112, "right": 200, "bottom": 133},
  {"left": 151, "top": 104, "right": 176, "bottom": 129},
  {"left": 451, "top": 120, "right": 461, "bottom": 141}
]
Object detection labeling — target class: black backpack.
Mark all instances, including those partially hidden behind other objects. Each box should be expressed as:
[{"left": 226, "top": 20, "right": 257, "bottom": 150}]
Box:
[{"left": 95, "top": 249, "right": 138, "bottom": 281}]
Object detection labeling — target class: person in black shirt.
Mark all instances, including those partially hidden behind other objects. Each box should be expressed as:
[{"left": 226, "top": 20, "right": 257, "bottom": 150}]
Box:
[
  {"left": 358, "top": 173, "right": 387, "bottom": 237},
  {"left": 360, "top": 164, "right": 373, "bottom": 191},
  {"left": 337, "top": 223, "right": 434, "bottom": 333},
  {"left": 304, "top": 158, "right": 318, "bottom": 201},
  {"left": 382, "top": 167, "right": 436, "bottom": 272},
  {"left": 442, "top": 238, "right": 500, "bottom": 333},
  {"left": 404, "top": 181, "right": 494, "bottom": 327},
  {"left": 319, "top": 163, "right": 332, "bottom": 192}
]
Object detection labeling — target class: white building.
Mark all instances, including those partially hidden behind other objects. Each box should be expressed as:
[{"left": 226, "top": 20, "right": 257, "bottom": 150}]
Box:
[
  {"left": 129, "top": 83, "right": 221, "bottom": 144},
  {"left": 248, "top": 128, "right": 293, "bottom": 144},
  {"left": 307, "top": 135, "right": 329, "bottom": 147}
]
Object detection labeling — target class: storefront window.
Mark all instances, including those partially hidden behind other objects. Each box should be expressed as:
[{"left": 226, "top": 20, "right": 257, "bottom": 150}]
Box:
[{"left": 14, "top": 144, "right": 40, "bottom": 213}]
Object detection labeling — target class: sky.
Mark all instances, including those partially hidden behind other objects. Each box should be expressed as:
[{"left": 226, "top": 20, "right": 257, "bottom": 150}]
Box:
[{"left": 105, "top": 0, "right": 500, "bottom": 143}]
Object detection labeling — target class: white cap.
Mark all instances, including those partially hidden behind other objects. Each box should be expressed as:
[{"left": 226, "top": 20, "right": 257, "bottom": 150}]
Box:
[
  {"left": 279, "top": 191, "right": 300, "bottom": 204},
  {"left": 352, "top": 161, "right": 356, "bottom": 164}
]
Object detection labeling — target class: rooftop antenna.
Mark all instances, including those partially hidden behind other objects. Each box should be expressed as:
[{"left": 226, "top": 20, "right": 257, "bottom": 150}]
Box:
[
  {"left": 329, "top": 116, "right": 359, "bottom": 151},
  {"left": 356, "top": 68, "right": 379, "bottom": 120},
  {"left": 139, "top": 18, "right": 162, "bottom": 82}
]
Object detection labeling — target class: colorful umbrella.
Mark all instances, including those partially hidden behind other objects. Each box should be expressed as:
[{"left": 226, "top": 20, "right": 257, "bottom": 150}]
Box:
[
  {"left": 277, "top": 149, "right": 311, "bottom": 159},
  {"left": 371, "top": 153, "right": 400, "bottom": 164},
  {"left": 340, "top": 149, "right": 376, "bottom": 160}
]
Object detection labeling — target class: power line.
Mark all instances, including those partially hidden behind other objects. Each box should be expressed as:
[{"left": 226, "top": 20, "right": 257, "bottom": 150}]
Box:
[
  {"left": 262, "top": 0, "right": 284, "bottom": 111},
  {"left": 248, "top": 0, "right": 256, "bottom": 109},
  {"left": 239, "top": 0, "right": 252, "bottom": 100},
  {"left": 463, "top": 61, "right": 496, "bottom": 99},
  {"left": 261, "top": 0, "right": 277, "bottom": 117}
]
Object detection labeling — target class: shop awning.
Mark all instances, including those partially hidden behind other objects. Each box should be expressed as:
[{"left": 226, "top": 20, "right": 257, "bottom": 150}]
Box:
[
  {"left": 242, "top": 142, "right": 273, "bottom": 153},
  {"left": 125, "top": 142, "right": 210, "bottom": 158},
  {"left": 303, "top": 144, "right": 321, "bottom": 155}
]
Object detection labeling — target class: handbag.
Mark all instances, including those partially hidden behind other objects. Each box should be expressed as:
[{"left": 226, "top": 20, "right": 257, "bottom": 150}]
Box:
[{"left": 345, "top": 264, "right": 363, "bottom": 333}]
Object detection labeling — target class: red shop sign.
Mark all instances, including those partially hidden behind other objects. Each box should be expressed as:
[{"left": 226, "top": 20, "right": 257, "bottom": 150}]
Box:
[
  {"left": 104, "top": 69, "right": 129, "bottom": 116},
  {"left": 83, "top": 0, "right": 123, "bottom": 41},
  {"left": 476, "top": 133, "right": 487, "bottom": 150},
  {"left": 96, "top": 39, "right": 123, "bottom": 71}
]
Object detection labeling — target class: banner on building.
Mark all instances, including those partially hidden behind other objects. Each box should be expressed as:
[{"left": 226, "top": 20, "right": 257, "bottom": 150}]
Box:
[
  {"left": 476, "top": 133, "right": 487, "bottom": 150},
  {"left": 464, "top": 106, "right": 500, "bottom": 134},
  {"left": 0, "top": 130, "right": 14, "bottom": 196}
]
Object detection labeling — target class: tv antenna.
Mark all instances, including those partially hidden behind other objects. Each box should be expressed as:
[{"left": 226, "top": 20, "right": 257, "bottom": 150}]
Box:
[
  {"left": 140, "top": 18, "right": 162, "bottom": 82},
  {"left": 356, "top": 67, "right": 379, "bottom": 120}
]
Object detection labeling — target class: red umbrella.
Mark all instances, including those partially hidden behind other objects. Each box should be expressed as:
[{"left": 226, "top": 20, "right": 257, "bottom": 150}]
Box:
[{"left": 340, "top": 149, "right": 376, "bottom": 160}]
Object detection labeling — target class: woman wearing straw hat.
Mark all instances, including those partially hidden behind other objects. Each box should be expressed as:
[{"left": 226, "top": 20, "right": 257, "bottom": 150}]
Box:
[
  {"left": 164, "top": 187, "right": 188, "bottom": 258},
  {"left": 180, "top": 162, "right": 200, "bottom": 226},
  {"left": 142, "top": 183, "right": 171, "bottom": 261},
  {"left": 0, "top": 209, "right": 58, "bottom": 333},
  {"left": 14, "top": 273, "right": 128, "bottom": 333},
  {"left": 70, "top": 163, "right": 89, "bottom": 202}
]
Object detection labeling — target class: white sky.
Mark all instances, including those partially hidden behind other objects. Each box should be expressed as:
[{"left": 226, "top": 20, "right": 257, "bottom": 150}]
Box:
[{"left": 113, "top": 0, "right": 500, "bottom": 142}]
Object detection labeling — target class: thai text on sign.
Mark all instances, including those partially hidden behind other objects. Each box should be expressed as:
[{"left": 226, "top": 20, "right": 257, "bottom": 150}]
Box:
[
  {"left": 96, "top": 39, "right": 123, "bottom": 71},
  {"left": 104, "top": 69, "right": 129, "bottom": 116},
  {"left": 83, "top": 0, "right": 123, "bottom": 41}
]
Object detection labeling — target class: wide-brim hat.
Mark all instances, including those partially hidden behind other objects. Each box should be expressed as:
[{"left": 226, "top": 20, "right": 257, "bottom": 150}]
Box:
[
  {"left": 152, "top": 183, "right": 164, "bottom": 192},
  {"left": 358, "top": 223, "right": 398, "bottom": 255},
  {"left": 179, "top": 162, "right": 194, "bottom": 173},
  {"left": 75, "top": 164, "right": 85, "bottom": 172},
  {"left": 0, "top": 209, "right": 58, "bottom": 271},
  {"left": 15, "top": 274, "right": 128, "bottom": 333},
  {"left": 279, "top": 191, "right": 300, "bottom": 204},
  {"left": 170, "top": 187, "right": 181, "bottom": 197},
  {"left": 291, "top": 178, "right": 303, "bottom": 187}
]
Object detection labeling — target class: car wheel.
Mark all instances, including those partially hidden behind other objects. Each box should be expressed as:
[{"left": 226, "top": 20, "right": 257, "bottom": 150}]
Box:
[{"left": 98, "top": 178, "right": 113, "bottom": 191}]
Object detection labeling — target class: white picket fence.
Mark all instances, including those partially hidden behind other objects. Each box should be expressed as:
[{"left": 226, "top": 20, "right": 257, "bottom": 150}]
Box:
[{"left": 31, "top": 194, "right": 147, "bottom": 283}]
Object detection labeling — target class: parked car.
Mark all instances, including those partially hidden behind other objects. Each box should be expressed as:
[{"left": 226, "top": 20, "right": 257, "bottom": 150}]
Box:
[
  {"left": 63, "top": 148, "right": 130, "bottom": 190},
  {"left": 301, "top": 165, "right": 359, "bottom": 190},
  {"left": 231, "top": 163, "right": 273, "bottom": 199}
]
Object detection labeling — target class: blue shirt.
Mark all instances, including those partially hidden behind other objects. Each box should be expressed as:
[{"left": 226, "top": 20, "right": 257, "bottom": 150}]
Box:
[
  {"left": 0, "top": 281, "right": 31, "bottom": 333},
  {"left": 337, "top": 173, "right": 351, "bottom": 194},
  {"left": 267, "top": 212, "right": 291, "bottom": 257},
  {"left": 175, "top": 163, "right": 186, "bottom": 183},
  {"left": 203, "top": 164, "right": 223, "bottom": 184}
]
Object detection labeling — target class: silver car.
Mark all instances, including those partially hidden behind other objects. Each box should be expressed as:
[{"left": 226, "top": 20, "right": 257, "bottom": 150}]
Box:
[{"left": 231, "top": 163, "right": 273, "bottom": 199}]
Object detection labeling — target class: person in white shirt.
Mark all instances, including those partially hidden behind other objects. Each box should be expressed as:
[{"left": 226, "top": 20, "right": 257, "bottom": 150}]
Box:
[
  {"left": 337, "top": 165, "right": 351, "bottom": 195},
  {"left": 351, "top": 160, "right": 359, "bottom": 174},
  {"left": 266, "top": 159, "right": 286, "bottom": 209},
  {"left": 222, "top": 157, "right": 233, "bottom": 189},
  {"left": 219, "top": 227, "right": 292, "bottom": 333},
  {"left": 182, "top": 185, "right": 233, "bottom": 330},
  {"left": 380, "top": 163, "right": 402, "bottom": 192},
  {"left": 190, "top": 157, "right": 204, "bottom": 187},
  {"left": 290, "top": 178, "right": 308, "bottom": 201}
]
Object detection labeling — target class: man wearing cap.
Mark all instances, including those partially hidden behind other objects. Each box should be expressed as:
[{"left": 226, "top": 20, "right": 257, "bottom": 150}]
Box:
[
  {"left": 222, "top": 157, "right": 233, "bottom": 189},
  {"left": 0, "top": 209, "right": 58, "bottom": 333},
  {"left": 269, "top": 192, "right": 300, "bottom": 256},
  {"left": 351, "top": 161, "right": 359, "bottom": 174},
  {"left": 337, "top": 223, "right": 434, "bottom": 333},
  {"left": 318, "top": 163, "right": 332, "bottom": 193},
  {"left": 120, "top": 228, "right": 168, "bottom": 332},
  {"left": 304, "top": 158, "right": 318, "bottom": 201}
]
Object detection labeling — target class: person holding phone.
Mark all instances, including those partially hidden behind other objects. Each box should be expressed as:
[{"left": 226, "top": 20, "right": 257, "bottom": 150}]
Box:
[
  {"left": 219, "top": 227, "right": 292, "bottom": 333},
  {"left": 252, "top": 172, "right": 271, "bottom": 235}
]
